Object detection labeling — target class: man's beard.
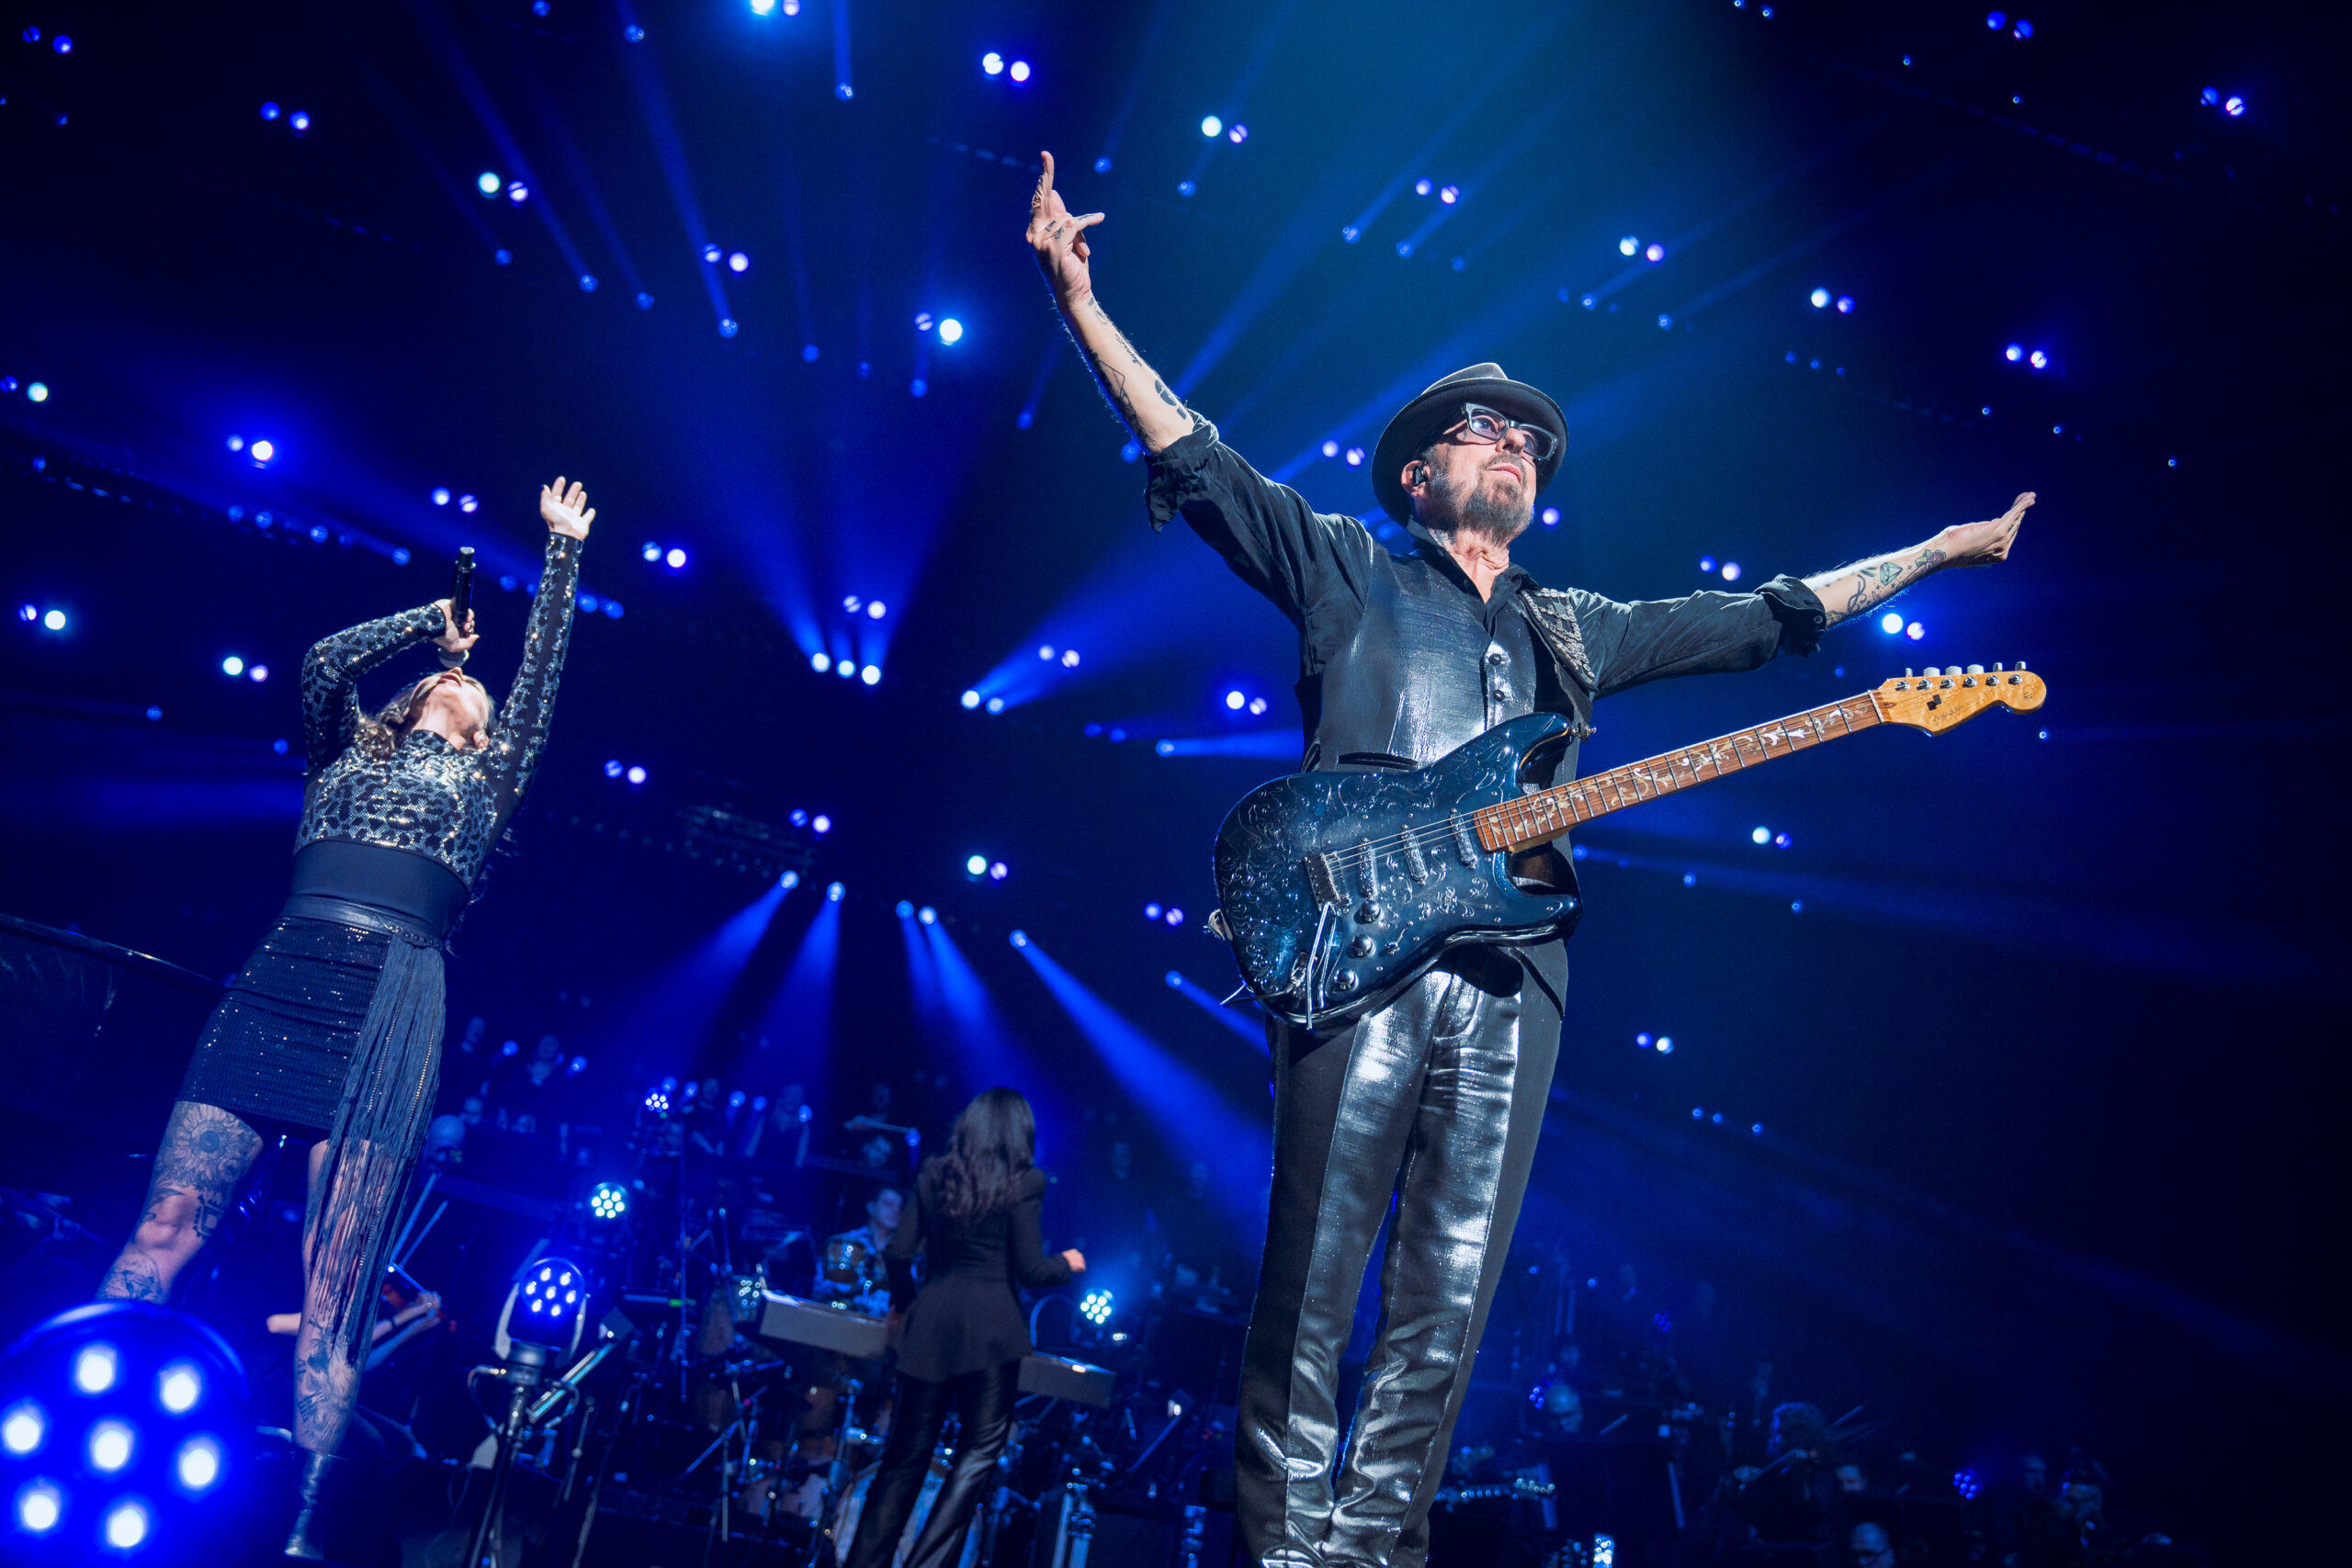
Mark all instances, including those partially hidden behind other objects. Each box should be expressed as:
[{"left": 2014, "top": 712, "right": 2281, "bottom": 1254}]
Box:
[{"left": 1423, "top": 463, "right": 1532, "bottom": 547}]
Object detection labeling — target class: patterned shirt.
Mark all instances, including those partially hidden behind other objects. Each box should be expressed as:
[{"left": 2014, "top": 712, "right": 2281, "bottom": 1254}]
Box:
[{"left": 295, "top": 531, "right": 582, "bottom": 889}]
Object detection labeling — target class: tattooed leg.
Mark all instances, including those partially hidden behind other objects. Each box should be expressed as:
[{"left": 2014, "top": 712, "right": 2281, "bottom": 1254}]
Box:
[
  {"left": 96, "top": 1100, "right": 264, "bottom": 1302},
  {"left": 293, "top": 1138, "right": 392, "bottom": 1456}
]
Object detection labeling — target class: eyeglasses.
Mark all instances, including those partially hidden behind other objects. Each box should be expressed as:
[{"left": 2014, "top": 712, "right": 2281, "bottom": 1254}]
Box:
[{"left": 1448, "top": 402, "right": 1559, "bottom": 462}]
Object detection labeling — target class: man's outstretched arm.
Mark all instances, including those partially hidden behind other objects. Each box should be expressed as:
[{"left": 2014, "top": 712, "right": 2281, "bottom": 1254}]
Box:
[
  {"left": 1804, "top": 491, "right": 2036, "bottom": 626},
  {"left": 1026, "top": 151, "right": 1198, "bottom": 455}
]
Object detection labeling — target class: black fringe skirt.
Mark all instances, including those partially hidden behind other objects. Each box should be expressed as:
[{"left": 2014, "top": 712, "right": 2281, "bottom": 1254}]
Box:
[{"left": 177, "top": 894, "right": 447, "bottom": 1361}]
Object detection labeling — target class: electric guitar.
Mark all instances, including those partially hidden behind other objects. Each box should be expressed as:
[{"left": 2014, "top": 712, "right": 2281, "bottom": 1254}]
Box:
[{"left": 1212, "top": 663, "right": 2046, "bottom": 1028}]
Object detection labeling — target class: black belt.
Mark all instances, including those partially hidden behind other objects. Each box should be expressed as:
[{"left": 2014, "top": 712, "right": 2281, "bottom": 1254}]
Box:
[{"left": 280, "top": 894, "right": 449, "bottom": 948}]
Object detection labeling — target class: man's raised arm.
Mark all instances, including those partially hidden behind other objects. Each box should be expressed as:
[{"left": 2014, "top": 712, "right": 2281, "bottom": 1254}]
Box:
[
  {"left": 1804, "top": 491, "right": 2037, "bottom": 626},
  {"left": 1026, "top": 151, "right": 1199, "bottom": 455}
]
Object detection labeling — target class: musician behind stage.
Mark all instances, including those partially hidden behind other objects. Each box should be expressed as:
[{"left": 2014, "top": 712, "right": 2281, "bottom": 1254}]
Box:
[
  {"left": 842, "top": 1088, "right": 1086, "bottom": 1568},
  {"left": 815, "top": 1180, "right": 904, "bottom": 1316}
]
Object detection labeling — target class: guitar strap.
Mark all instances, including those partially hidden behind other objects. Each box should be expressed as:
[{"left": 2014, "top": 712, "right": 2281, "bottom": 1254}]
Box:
[{"left": 1515, "top": 585, "right": 1598, "bottom": 739}]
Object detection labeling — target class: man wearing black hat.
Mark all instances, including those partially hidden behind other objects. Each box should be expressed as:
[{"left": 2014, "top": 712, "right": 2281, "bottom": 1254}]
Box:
[{"left": 1025, "top": 154, "right": 2030, "bottom": 1568}]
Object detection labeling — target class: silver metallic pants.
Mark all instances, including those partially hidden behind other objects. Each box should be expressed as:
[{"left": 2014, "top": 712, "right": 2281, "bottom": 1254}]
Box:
[{"left": 1237, "top": 947, "right": 1562, "bottom": 1568}]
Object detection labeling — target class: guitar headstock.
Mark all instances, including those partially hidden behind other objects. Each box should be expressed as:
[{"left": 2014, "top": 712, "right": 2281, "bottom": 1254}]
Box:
[{"left": 1875, "top": 662, "right": 2046, "bottom": 733}]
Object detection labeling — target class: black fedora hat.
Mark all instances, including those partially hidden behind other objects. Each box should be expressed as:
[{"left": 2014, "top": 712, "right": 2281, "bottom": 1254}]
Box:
[{"left": 1371, "top": 362, "right": 1567, "bottom": 524}]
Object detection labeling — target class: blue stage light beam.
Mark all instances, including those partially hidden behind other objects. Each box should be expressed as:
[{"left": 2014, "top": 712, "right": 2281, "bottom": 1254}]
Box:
[
  {"left": 404, "top": 0, "right": 596, "bottom": 283},
  {"left": 520, "top": 66, "right": 648, "bottom": 299},
  {"left": 344, "top": 45, "right": 506, "bottom": 263},
  {"left": 909, "top": 919, "right": 1042, "bottom": 1106},
  {"left": 615, "top": 0, "right": 738, "bottom": 333},
  {"left": 605, "top": 880, "right": 792, "bottom": 1067},
  {"left": 1172, "top": 0, "right": 1306, "bottom": 194},
  {"left": 1165, "top": 971, "right": 1269, "bottom": 1051},
  {"left": 1092, "top": 0, "right": 1180, "bottom": 173},
  {"left": 760, "top": 891, "right": 842, "bottom": 1100},
  {"left": 1015, "top": 335, "right": 1066, "bottom": 431},
  {"left": 1013, "top": 940, "right": 1268, "bottom": 1235},
  {"left": 830, "top": 0, "right": 853, "bottom": 100}
]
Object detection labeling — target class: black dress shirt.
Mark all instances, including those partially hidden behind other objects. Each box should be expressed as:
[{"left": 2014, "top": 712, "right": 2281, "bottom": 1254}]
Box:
[{"left": 887, "top": 1164, "right": 1073, "bottom": 1382}]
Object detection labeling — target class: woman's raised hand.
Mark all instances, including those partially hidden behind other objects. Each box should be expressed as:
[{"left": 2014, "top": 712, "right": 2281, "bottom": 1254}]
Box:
[
  {"left": 540, "top": 476, "right": 594, "bottom": 539},
  {"left": 1061, "top": 1248, "right": 1087, "bottom": 1274}
]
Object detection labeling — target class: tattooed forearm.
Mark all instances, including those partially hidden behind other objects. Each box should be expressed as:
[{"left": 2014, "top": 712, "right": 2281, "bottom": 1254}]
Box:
[
  {"left": 1813, "top": 546, "right": 1948, "bottom": 626},
  {"left": 1060, "top": 295, "right": 1193, "bottom": 448}
]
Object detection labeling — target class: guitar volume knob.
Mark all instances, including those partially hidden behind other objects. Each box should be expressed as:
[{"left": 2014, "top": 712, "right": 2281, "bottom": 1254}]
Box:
[
  {"left": 1330, "top": 969, "right": 1360, "bottom": 993},
  {"left": 1348, "top": 936, "right": 1374, "bottom": 958},
  {"left": 1355, "top": 902, "right": 1385, "bottom": 924}
]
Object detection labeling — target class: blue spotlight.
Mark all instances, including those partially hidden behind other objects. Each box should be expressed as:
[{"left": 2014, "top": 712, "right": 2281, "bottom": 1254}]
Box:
[
  {"left": 1905, "top": 622, "right": 1925, "bottom": 641},
  {"left": 1751, "top": 827, "right": 1770, "bottom": 844},
  {"left": 1720, "top": 562, "right": 1741, "bottom": 582},
  {"left": 665, "top": 547, "right": 687, "bottom": 569},
  {"left": 1541, "top": 507, "right": 1561, "bottom": 526},
  {"left": 1879, "top": 611, "right": 1903, "bottom": 634},
  {"left": 812, "top": 653, "right": 831, "bottom": 672},
  {"left": 289, "top": 110, "right": 311, "bottom": 133},
  {"left": 459, "top": 494, "right": 479, "bottom": 513},
  {"left": 506, "top": 181, "right": 529, "bottom": 204},
  {"left": 728, "top": 251, "right": 750, "bottom": 273},
  {"left": 1953, "top": 1469, "right": 1983, "bottom": 1499},
  {"left": 2004, "top": 344, "right": 2023, "bottom": 362},
  {"left": 1774, "top": 832, "right": 1792, "bottom": 849},
  {"left": 1008, "top": 60, "right": 1030, "bottom": 82},
  {"left": 1657, "top": 1037, "right": 1674, "bottom": 1055},
  {"left": 478, "top": 171, "right": 501, "bottom": 195},
  {"left": 87, "top": 1420, "right": 133, "bottom": 1472},
  {"left": 1009, "top": 930, "right": 1028, "bottom": 948},
  {"left": 967, "top": 854, "right": 989, "bottom": 875},
  {"left": 989, "top": 863, "right": 1008, "bottom": 881},
  {"left": 103, "top": 1499, "right": 150, "bottom": 1549},
  {"left": 897, "top": 900, "right": 915, "bottom": 919},
  {"left": 985, "top": 697, "right": 1005, "bottom": 714},
  {"left": 248, "top": 438, "right": 276, "bottom": 463},
  {"left": 1344, "top": 446, "right": 1364, "bottom": 466},
  {"left": 1, "top": 1404, "right": 41, "bottom": 1455},
  {"left": 1200, "top": 116, "right": 1223, "bottom": 138},
  {"left": 643, "top": 1089, "right": 670, "bottom": 1114},
  {"left": 937, "top": 319, "right": 964, "bottom": 345},
  {"left": 1225, "top": 690, "right": 1245, "bottom": 710},
  {"left": 1417, "top": 178, "right": 1434, "bottom": 197},
  {"left": 981, "top": 51, "right": 1003, "bottom": 74},
  {"left": 587, "top": 1182, "right": 628, "bottom": 1221},
  {"left": 961, "top": 690, "right": 980, "bottom": 709},
  {"left": 626, "top": 765, "right": 647, "bottom": 784},
  {"left": 919, "top": 908, "right": 937, "bottom": 925},
  {"left": 41, "top": 610, "right": 66, "bottom": 632},
  {"left": 220, "top": 656, "right": 243, "bottom": 678},
  {"left": 861, "top": 665, "right": 882, "bottom": 685},
  {"left": 780, "top": 870, "right": 800, "bottom": 889},
  {"left": 827, "top": 882, "right": 845, "bottom": 901},
  {"left": 261, "top": 102, "right": 282, "bottom": 120},
  {"left": 1079, "top": 1289, "right": 1114, "bottom": 1325},
  {"left": 154, "top": 1365, "right": 201, "bottom": 1415},
  {"left": 866, "top": 600, "right": 888, "bottom": 619},
  {"left": 1227, "top": 123, "right": 1248, "bottom": 143},
  {"left": 802, "top": 343, "right": 818, "bottom": 361},
  {"left": 1619, "top": 235, "right": 1638, "bottom": 255},
  {"left": 750, "top": 0, "right": 777, "bottom": 13},
  {"left": 175, "top": 1436, "right": 222, "bottom": 1493},
  {"left": 26, "top": 382, "right": 48, "bottom": 403},
  {"left": 1145, "top": 903, "right": 1161, "bottom": 919},
  {"left": 15, "top": 1480, "right": 62, "bottom": 1534},
  {"left": 1441, "top": 185, "right": 1459, "bottom": 204},
  {"left": 1645, "top": 243, "right": 1664, "bottom": 262},
  {"left": 1165, "top": 908, "right": 1184, "bottom": 926}
]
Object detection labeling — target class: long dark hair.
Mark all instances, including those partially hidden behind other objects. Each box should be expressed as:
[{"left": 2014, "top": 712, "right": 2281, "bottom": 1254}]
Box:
[{"left": 927, "top": 1088, "right": 1037, "bottom": 1223}]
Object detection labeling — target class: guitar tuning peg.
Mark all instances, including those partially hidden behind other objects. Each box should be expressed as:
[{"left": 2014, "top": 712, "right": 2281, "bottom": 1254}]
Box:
[
  {"left": 1993, "top": 662, "right": 2005, "bottom": 672},
  {"left": 1965, "top": 663, "right": 1984, "bottom": 675},
  {"left": 1904, "top": 668, "right": 1914, "bottom": 679},
  {"left": 2015, "top": 660, "right": 2028, "bottom": 671}
]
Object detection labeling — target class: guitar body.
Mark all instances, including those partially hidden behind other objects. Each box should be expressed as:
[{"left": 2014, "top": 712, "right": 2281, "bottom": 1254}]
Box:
[{"left": 1212, "top": 713, "right": 1582, "bottom": 1031}]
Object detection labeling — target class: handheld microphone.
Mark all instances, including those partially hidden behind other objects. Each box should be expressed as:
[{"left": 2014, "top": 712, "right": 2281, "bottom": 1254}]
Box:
[{"left": 441, "top": 547, "right": 476, "bottom": 669}]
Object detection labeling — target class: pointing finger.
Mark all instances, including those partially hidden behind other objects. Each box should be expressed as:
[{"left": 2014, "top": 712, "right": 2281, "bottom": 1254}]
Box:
[{"left": 1070, "top": 211, "right": 1107, "bottom": 231}]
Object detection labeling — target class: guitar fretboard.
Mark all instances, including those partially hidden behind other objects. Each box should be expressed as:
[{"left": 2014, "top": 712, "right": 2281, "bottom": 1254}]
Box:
[{"left": 1473, "top": 692, "right": 1888, "bottom": 852}]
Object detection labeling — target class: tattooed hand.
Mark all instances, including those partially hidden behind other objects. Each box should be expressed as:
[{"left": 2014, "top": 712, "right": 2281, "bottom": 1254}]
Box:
[
  {"left": 1026, "top": 152, "right": 1105, "bottom": 309},
  {"left": 1937, "top": 491, "right": 2034, "bottom": 567}
]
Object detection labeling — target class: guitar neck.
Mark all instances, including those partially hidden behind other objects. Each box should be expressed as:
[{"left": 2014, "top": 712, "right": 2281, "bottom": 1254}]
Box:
[{"left": 1475, "top": 690, "right": 1888, "bottom": 853}]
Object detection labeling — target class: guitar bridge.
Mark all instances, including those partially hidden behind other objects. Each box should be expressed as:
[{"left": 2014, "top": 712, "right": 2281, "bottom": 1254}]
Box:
[{"left": 1303, "top": 851, "right": 1344, "bottom": 909}]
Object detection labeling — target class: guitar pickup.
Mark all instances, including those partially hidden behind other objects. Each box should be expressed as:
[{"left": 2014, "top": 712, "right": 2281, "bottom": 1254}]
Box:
[
  {"left": 1304, "top": 852, "right": 1344, "bottom": 909},
  {"left": 1450, "top": 816, "right": 1479, "bottom": 865}
]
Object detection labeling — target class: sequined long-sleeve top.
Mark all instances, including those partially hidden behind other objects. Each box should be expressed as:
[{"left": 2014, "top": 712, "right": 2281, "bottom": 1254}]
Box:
[{"left": 294, "top": 531, "right": 583, "bottom": 889}]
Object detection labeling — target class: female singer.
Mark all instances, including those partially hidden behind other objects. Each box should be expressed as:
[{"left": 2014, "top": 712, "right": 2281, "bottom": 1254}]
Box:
[
  {"left": 94, "top": 478, "right": 595, "bottom": 1557},
  {"left": 844, "top": 1088, "right": 1087, "bottom": 1568}
]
